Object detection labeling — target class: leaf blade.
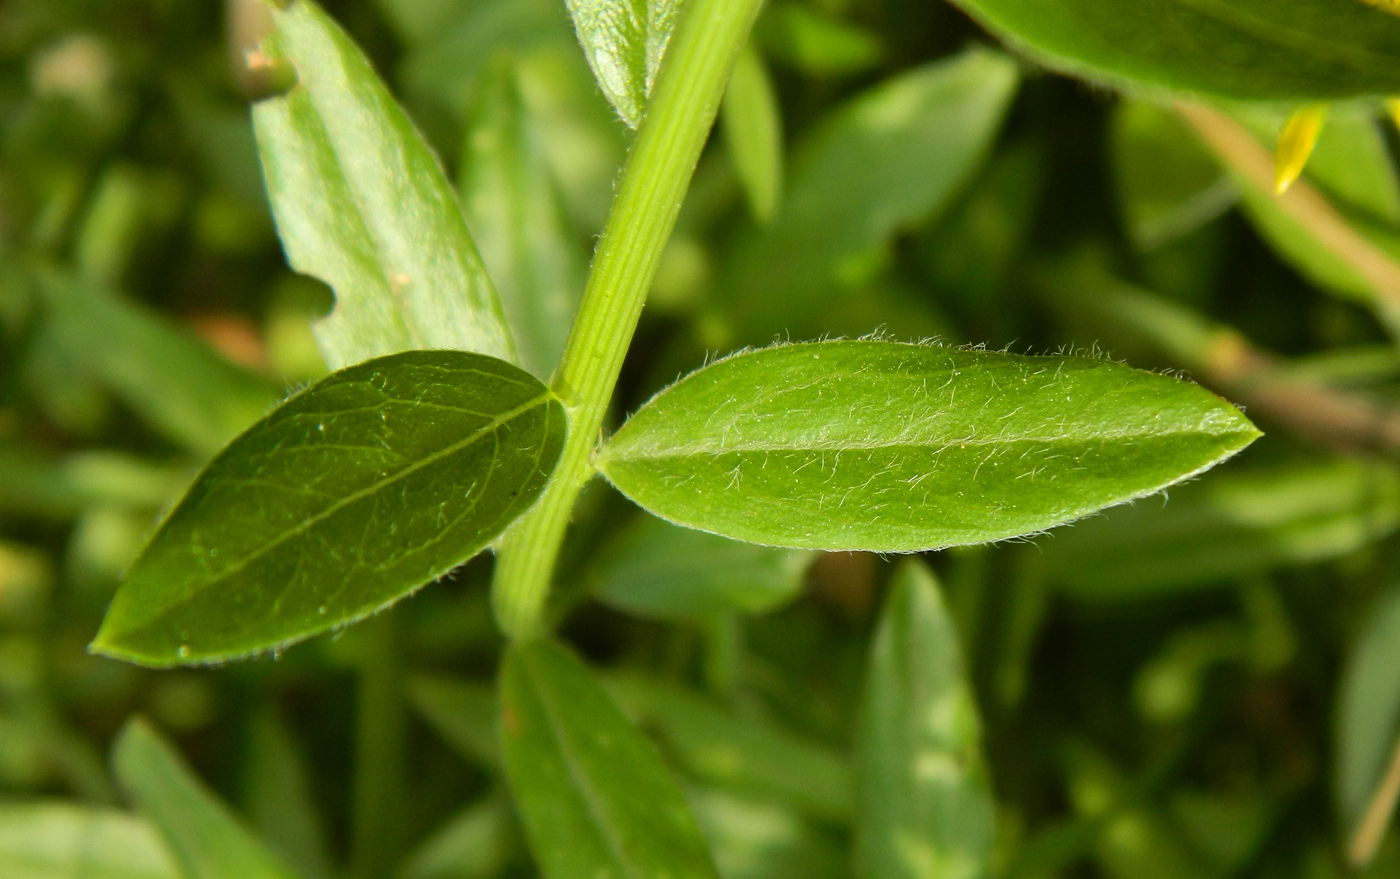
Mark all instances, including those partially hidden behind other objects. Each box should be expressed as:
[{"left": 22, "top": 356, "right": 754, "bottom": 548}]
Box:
[
  {"left": 252, "top": 0, "right": 515, "bottom": 370},
  {"left": 113, "top": 719, "right": 297, "bottom": 879},
  {"left": 856, "top": 559, "right": 994, "bottom": 879},
  {"left": 946, "top": 0, "right": 1400, "bottom": 100},
  {"left": 564, "top": 0, "right": 685, "bottom": 127},
  {"left": 596, "top": 340, "right": 1260, "bottom": 552},
  {"left": 0, "top": 801, "right": 180, "bottom": 879},
  {"left": 93, "top": 350, "right": 565, "bottom": 666},
  {"left": 500, "top": 638, "right": 720, "bottom": 879}
]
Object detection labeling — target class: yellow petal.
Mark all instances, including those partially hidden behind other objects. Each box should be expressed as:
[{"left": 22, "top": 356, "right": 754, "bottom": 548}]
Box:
[
  {"left": 1274, "top": 104, "right": 1328, "bottom": 194},
  {"left": 1389, "top": 98, "right": 1400, "bottom": 135}
]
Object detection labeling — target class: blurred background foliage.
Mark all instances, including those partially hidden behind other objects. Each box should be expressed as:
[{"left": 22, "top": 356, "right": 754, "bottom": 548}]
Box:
[{"left": 1, "top": 0, "right": 1400, "bottom": 877}]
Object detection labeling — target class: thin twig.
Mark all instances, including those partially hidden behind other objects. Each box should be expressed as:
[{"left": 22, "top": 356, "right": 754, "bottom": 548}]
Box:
[
  {"left": 1175, "top": 102, "right": 1400, "bottom": 332},
  {"left": 1349, "top": 728, "right": 1400, "bottom": 868}
]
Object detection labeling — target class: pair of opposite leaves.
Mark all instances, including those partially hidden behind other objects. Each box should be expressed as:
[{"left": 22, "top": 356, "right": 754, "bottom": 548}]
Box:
[{"left": 93, "top": 340, "right": 1260, "bottom": 666}]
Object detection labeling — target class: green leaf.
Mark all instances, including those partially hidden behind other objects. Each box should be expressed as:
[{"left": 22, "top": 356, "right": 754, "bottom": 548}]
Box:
[
  {"left": 944, "top": 0, "right": 1400, "bottom": 100},
  {"left": 754, "top": 2, "right": 882, "bottom": 78},
  {"left": 610, "top": 673, "right": 853, "bottom": 821},
  {"left": 252, "top": 0, "right": 515, "bottom": 370},
  {"left": 92, "top": 350, "right": 565, "bottom": 666},
  {"left": 1042, "top": 459, "right": 1400, "bottom": 602},
  {"left": 35, "top": 271, "right": 279, "bottom": 457},
  {"left": 1337, "top": 587, "right": 1400, "bottom": 828},
  {"left": 500, "top": 638, "right": 720, "bottom": 879},
  {"left": 409, "top": 674, "right": 501, "bottom": 768},
  {"left": 717, "top": 49, "right": 1018, "bottom": 343},
  {"left": 722, "top": 44, "right": 783, "bottom": 223},
  {"left": 242, "top": 710, "right": 334, "bottom": 879},
  {"left": 400, "top": 793, "right": 520, "bottom": 879},
  {"left": 0, "top": 801, "right": 180, "bottom": 879},
  {"left": 687, "top": 788, "right": 847, "bottom": 879},
  {"left": 856, "top": 559, "right": 994, "bottom": 879},
  {"left": 113, "top": 718, "right": 298, "bottom": 879},
  {"left": 460, "top": 61, "right": 585, "bottom": 379},
  {"left": 1111, "top": 101, "right": 1236, "bottom": 251},
  {"left": 0, "top": 446, "right": 186, "bottom": 520},
  {"left": 596, "top": 340, "right": 1261, "bottom": 552},
  {"left": 562, "top": 0, "right": 684, "bottom": 128},
  {"left": 592, "top": 514, "right": 813, "bottom": 620}
]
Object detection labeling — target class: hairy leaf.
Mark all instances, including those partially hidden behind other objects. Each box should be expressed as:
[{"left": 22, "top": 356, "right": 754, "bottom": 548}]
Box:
[
  {"left": 500, "top": 639, "right": 720, "bottom": 879},
  {"left": 856, "top": 559, "right": 994, "bottom": 879},
  {"left": 563, "top": 0, "right": 684, "bottom": 127},
  {"left": 461, "top": 62, "right": 585, "bottom": 378},
  {"left": 0, "top": 801, "right": 180, "bottom": 879},
  {"left": 113, "top": 719, "right": 297, "bottom": 879},
  {"left": 945, "top": 0, "right": 1400, "bottom": 100},
  {"left": 252, "top": 0, "right": 515, "bottom": 370},
  {"left": 596, "top": 341, "right": 1260, "bottom": 552},
  {"left": 93, "top": 351, "right": 564, "bottom": 666},
  {"left": 592, "top": 514, "right": 813, "bottom": 620}
]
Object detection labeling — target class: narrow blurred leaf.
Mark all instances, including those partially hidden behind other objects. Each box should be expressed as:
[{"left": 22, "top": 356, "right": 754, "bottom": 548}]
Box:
[
  {"left": 612, "top": 673, "right": 853, "bottom": 821},
  {"left": 409, "top": 675, "right": 500, "bottom": 768},
  {"left": 722, "top": 44, "right": 783, "bottom": 223},
  {"left": 1338, "top": 588, "right": 1400, "bottom": 828},
  {"left": 460, "top": 61, "right": 584, "bottom": 378},
  {"left": 93, "top": 351, "right": 565, "bottom": 666},
  {"left": 243, "top": 710, "right": 334, "bottom": 879},
  {"left": 252, "top": 0, "right": 515, "bottom": 370},
  {"left": 718, "top": 49, "right": 1018, "bottom": 342},
  {"left": 113, "top": 719, "right": 297, "bottom": 879},
  {"left": 562, "top": 0, "right": 683, "bottom": 128},
  {"left": 755, "top": 2, "right": 882, "bottom": 77},
  {"left": 1111, "top": 101, "right": 1235, "bottom": 250},
  {"left": 945, "top": 0, "right": 1400, "bottom": 100},
  {"left": 500, "top": 638, "right": 720, "bottom": 879},
  {"left": 0, "top": 801, "right": 180, "bottom": 879},
  {"left": 597, "top": 340, "right": 1260, "bottom": 552},
  {"left": 399, "top": 793, "right": 519, "bottom": 879},
  {"left": 687, "top": 788, "right": 847, "bottom": 879},
  {"left": 856, "top": 559, "right": 994, "bottom": 879},
  {"left": 36, "top": 272, "right": 279, "bottom": 457},
  {"left": 1043, "top": 459, "right": 1400, "bottom": 601},
  {"left": 592, "top": 514, "right": 814, "bottom": 620},
  {"left": 0, "top": 447, "right": 185, "bottom": 519}
]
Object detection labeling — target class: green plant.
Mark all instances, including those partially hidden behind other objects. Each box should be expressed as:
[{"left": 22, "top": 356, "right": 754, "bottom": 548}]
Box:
[{"left": 6, "top": 0, "right": 1400, "bottom": 876}]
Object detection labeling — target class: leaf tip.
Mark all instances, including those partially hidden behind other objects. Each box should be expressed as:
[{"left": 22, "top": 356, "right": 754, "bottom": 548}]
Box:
[{"left": 1274, "top": 104, "right": 1327, "bottom": 194}]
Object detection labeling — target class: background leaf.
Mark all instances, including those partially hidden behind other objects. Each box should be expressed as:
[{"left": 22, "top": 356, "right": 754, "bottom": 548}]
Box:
[
  {"left": 943, "top": 0, "right": 1400, "bottom": 99},
  {"left": 722, "top": 44, "right": 783, "bottom": 223},
  {"left": 562, "top": 0, "right": 684, "bottom": 128},
  {"left": 34, "top": 271, "right": 279, "bottom": 457},
  {"left": 459, "top": 61, "right": 585, "bottom": 379},
  {"left": 252, "top": 0, "right": 515, "bottom": 370},
  {"left": 113, "top": 718, "right": 298, "bottom": 879},
  {"left": 500, "top": 638, "right": 720, "bottom": 879},
  {"left": 715, "top": 48, "right": 1018, "bottom": 343},
  {"left": 856, "top": 559, "right": 994, "bottom": 879},
  {"left": 93, "top": 351, "right": 564, "bottom": 665},
  {"left": 0, "top": 801, "right": 180, "bottom": 879},
  {"left": 591, "top": 514, "right": 814, "bottom": 620},
  {"left": 597, "top": 340, "right": 1260, "bottom": 552},
  {"left": 1337, "top": 587, "right": 1400, "bottom": 829}
]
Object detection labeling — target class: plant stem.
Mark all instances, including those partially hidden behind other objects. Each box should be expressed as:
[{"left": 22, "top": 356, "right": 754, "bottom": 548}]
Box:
[
  {"left": 351, "top": 613, "right": 404, "bottom": 879},
  {"left": 491, "top": 0, "right": 765, "bottom": 638}
]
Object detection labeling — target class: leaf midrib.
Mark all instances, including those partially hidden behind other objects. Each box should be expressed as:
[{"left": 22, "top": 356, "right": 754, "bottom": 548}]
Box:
[
  {"left": 603, "top": 421, "right": 1249, "bottom": 462},
  {"left": 118, "top": 391, "right": 551, "bottom": 634}
]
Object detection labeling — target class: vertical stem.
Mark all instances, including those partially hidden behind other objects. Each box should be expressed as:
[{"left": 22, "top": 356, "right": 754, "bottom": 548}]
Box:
[
  {"left": 491, "top": 0, "right": 765, "bottom": 638},
  {"left": 351, "top": 613, "right": 404, "bottom": 879}
]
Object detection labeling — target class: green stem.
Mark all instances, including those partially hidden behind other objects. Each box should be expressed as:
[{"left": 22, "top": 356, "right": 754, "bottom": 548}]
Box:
[
  {"left": 351, "top": 613, "right": 404, "bottom": 879},
  {"left": 491, "top": 0, "right": 765, "bottom": 638}
]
